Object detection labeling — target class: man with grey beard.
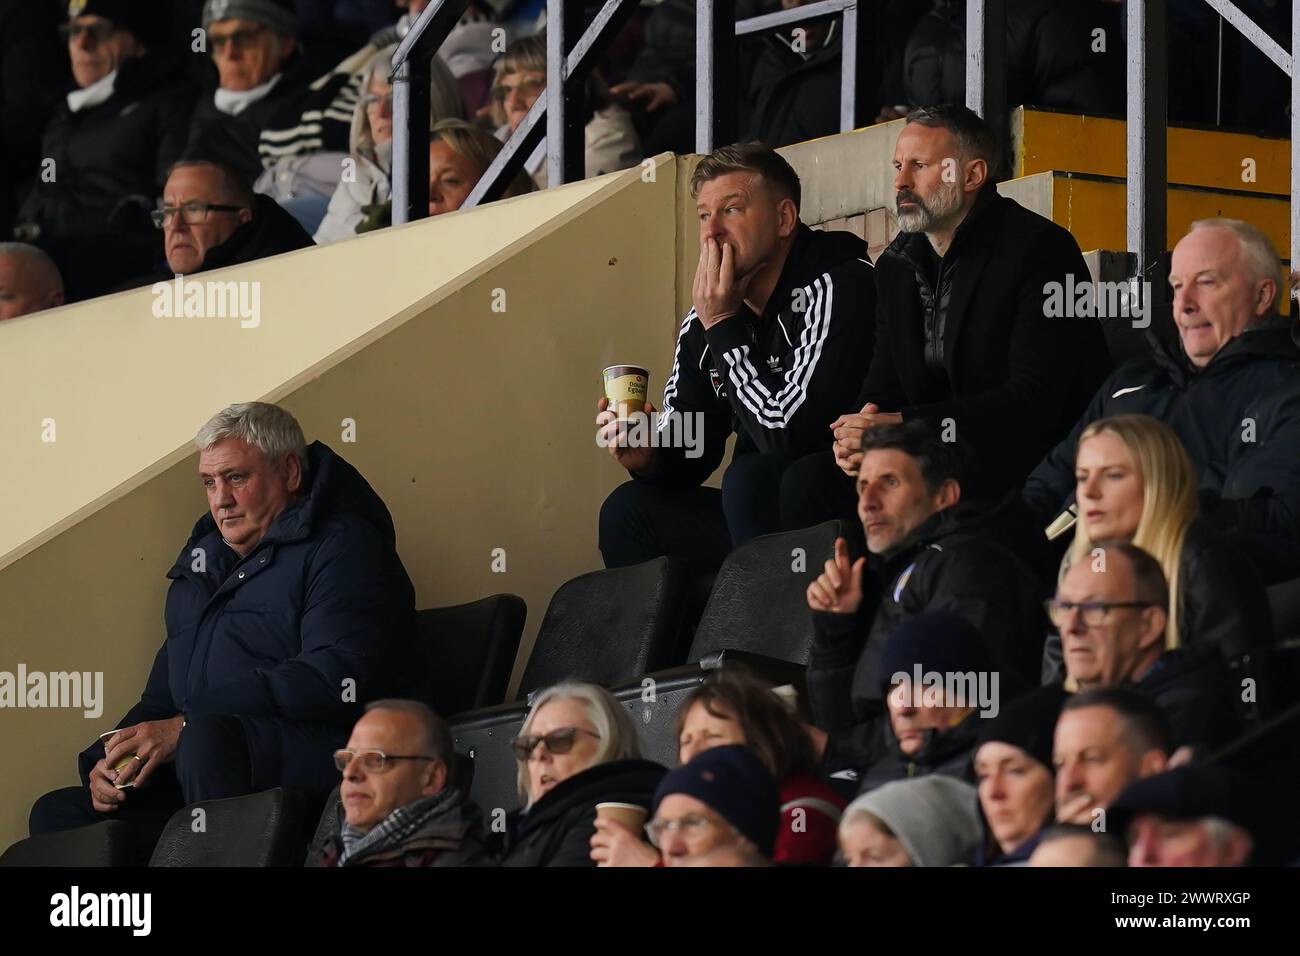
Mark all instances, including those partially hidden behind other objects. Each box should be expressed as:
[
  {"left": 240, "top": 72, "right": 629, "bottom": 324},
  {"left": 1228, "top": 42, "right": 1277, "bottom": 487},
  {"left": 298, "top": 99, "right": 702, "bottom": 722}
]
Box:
[{"left": 782, "top": 105, "right": 1108, "bottom": 535}]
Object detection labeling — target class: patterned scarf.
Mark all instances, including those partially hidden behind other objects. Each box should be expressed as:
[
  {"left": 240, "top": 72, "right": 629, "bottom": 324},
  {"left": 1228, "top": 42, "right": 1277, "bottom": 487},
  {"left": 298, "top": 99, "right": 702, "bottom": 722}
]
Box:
[{"left": 338, "top": 790, "right": 455, "bottom": 866}]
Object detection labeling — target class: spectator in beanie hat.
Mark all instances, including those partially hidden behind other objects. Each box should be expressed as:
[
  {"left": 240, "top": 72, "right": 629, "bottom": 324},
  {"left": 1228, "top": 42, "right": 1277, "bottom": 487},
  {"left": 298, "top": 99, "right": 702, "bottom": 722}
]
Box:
[
  {"left": 972, "top": 685, "right": 1066, "bottom": 866},
  {"left": 855, "top": 611, "right": 997, "bottom": 794},
  {"left": 186, "top": 0, "right": 312, "bottom": 186},
  {"left": 839, "top": 775, "right": 982, "bottom": 866},
  {"left": 12, "top": 0, "right": 196, "bottom": 301},
  {"left": 649, "top": 745, "right": 780, "bottom": 866}
]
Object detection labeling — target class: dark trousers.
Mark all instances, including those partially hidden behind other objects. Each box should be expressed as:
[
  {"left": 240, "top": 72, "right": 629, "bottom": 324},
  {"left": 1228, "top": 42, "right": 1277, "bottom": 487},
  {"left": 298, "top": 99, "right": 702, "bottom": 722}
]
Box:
[
  {"left": 599, "top": 450, "right": 863, "bottom": 574},
  {"left": 29, "top": 714, "right": 254, "bottom": 843}
]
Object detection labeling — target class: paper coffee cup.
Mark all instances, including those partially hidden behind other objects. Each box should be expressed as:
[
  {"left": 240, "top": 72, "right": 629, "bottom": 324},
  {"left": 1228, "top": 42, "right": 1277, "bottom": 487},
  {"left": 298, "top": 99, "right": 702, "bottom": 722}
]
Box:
[
  {"left": 596, "top": 801, "right": 648, "bottom": 832},
  {"left": 603, "top": 365, "right": 650, "bottom": 422}
]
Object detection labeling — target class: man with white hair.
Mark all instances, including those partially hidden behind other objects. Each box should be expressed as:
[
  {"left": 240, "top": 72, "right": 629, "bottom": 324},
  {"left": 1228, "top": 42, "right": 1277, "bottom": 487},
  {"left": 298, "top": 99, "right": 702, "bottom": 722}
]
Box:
[
  {"left": 30, "top": 402, "right": 421, "bottom": 844},
  {"left": 0, "top": 243, "right": 64, "bottom": 320},
  {"left": 1025, "top": 218, "right": 1300, "bottom": 581}
]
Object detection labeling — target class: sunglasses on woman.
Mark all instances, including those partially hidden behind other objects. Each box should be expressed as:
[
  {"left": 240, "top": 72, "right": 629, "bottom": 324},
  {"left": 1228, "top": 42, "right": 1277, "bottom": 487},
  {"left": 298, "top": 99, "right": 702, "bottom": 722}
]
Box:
[{"left": 511, "top": 726, "right": 600, "bottom": 761}]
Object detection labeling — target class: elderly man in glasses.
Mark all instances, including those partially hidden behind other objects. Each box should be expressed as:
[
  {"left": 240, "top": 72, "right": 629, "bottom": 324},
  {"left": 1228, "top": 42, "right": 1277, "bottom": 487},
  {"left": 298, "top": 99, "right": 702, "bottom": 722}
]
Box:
[
  {"left": 310, "top": 700, "right": 487, "bottom": 867},
  {"left": 136, "top": 158, "right": 312, "bottom": 283},
  {"left": 1042, "top": 541, "right": 1240, "bottom": 755}
]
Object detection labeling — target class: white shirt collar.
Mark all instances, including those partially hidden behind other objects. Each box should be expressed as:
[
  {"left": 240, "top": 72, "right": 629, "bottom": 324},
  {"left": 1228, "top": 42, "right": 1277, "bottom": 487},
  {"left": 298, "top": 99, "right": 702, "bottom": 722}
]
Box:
[{"left": 66, "top": 69, "right": 118, "bottom": 113}]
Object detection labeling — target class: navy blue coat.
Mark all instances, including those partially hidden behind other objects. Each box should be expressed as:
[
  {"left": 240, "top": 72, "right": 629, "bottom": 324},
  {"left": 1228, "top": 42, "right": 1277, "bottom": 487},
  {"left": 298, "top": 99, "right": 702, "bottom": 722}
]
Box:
[{"left": 79, "top": 442, "right": 419, "bottom": 794}]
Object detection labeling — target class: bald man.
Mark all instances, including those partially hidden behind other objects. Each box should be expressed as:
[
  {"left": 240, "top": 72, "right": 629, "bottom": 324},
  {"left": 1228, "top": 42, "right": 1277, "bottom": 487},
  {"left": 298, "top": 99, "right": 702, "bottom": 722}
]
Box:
[{"left": 0, "top": 243, "right": 64, "bottom": 320}]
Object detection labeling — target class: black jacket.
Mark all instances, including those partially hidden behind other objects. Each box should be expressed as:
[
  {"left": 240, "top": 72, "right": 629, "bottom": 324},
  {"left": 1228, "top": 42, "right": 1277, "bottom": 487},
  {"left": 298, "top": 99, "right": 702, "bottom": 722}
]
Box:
[
  {"left": 16, "top": 54, "right": 196, "bottom": 240},
  {"left": 495, "top": 759, "right": 667, "bottom": 867},
  {"left": 1134, "top": 647, "right": 1242, "bottom": 754},
  {"left": 859, "top": 186, "right": 1110, "bottom": 497},
  {"left": 743, "top": 26, "right": 842, "bottom": 149},
  {"left": 78, "top": 442, "right": 421, "bottom": 795},
  {"left": 894, "top": 0, "right": 1124, "bottom": 117},
  {"left": 1023, "top": 321, "right": 1300, "bottom": 549},
  {"left": 1176, "top": 518, "right": 1274, "bottom": 660},
  {"left": 855, "top": 708, "right": 979, "bottom": 794},
  {"left": 186, "top": 55, "right": 314, "bottom": 186},
  {"left": 650, "top": 223, "right": 875, "bottom": 488},
  {"left": 808, "top": 493, "right": 1046, "bottom": 775}
]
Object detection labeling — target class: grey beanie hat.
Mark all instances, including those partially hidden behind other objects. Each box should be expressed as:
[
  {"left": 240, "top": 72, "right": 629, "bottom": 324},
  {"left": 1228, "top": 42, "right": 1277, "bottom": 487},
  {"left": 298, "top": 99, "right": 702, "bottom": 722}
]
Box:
[
  {"left": 842, "top": 776, "right": 982, "bottom": 867},
  {"left": 202, "top": 0, "right": 297, "bottom": 35}
]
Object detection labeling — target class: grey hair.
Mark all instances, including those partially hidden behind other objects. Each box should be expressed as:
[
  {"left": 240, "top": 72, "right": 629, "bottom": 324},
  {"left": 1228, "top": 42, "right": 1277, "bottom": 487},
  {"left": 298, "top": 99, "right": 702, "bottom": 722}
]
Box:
[
  {"left": 0, "top": 242, "right": 64, "bottom": 298},
  {"left": 1189, "top": 217, "right": 1280, "bottom": 316},
  {"left": 194, "top": 402, "right": 308, "bottom": 480},
  {"left": 1202, "top": 816, "right": 1250, "bottom": 852},
  {"left": 516, "top": 681, "right": 640, "bottom": 804},
  {"left": 363, "top": 698, "right": 454, "bottom": 767}
]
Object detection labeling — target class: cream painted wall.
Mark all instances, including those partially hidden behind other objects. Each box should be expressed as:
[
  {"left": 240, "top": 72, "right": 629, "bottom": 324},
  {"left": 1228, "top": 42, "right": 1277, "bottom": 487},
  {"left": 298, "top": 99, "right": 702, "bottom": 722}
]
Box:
[{"left": 0, "top": 160, "right": 682, "bottom": 848}]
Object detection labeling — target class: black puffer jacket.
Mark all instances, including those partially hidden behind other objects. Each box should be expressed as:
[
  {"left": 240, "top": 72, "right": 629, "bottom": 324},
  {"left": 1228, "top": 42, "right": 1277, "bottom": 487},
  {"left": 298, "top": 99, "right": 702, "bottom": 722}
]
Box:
[
  {"left": 16, "top": 54, "right": 196, "bottom": 240},
  {"left": 895, "top": 0, "right": 1124, "bottom": 116},
  {"left": 808, "top": 493, "right": 1046, "bottom": 775},
  {"left": 495, "top": 759, "right": 667, "bottom": 867},
  {"left": 1024, "top": 321, "right": 1300, "bottom": 552},
  {"left": 861, "top": 186, "right": 1110, "bottom": 499}
]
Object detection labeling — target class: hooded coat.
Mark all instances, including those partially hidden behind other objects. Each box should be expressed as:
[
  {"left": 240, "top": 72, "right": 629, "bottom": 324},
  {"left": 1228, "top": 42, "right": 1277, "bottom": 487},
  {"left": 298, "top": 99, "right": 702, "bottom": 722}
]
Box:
[{"left": 77, "top": 442, "right": 421, "bottom": 796}]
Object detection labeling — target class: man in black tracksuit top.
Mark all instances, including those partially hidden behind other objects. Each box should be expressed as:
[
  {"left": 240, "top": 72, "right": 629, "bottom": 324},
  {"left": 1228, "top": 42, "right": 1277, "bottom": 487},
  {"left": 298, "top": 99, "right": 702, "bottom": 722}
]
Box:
[
  {"left": 783, "top": 105, "right": 1109, "bottom": 542},
  {"left": 597, "top": 143, "right": 876, "bottom": 575},
  {"left": 1025, "top": 220, "right": 1300, "bottom": 583}
]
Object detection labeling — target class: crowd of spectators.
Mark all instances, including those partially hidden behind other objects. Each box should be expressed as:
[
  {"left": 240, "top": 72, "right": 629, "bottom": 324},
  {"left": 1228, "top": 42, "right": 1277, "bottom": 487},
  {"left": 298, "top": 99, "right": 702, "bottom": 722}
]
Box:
[{"left": 1, "top": 0, "right": 1289, "bottom": 319}]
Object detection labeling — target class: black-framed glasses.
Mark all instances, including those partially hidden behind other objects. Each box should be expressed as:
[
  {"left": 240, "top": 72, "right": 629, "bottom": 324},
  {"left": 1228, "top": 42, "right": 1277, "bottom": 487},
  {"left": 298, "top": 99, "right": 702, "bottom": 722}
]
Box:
[
  {"left": 151, "top": 201, "right": 246, "bottom": 229},
  {"left": 645, "top": 814, "right": 724, "bottom": 848},
  {"left": 510, "top": 727, "right": 600, "bottom": 761},
  {"left": 208, "top": 25, "right": 270, "bottom": 53},
  {"left": 1045, "top": 598, "right": 1158, "bottom": 628},
  {"left": 59, "top": 20, "right": 117, "bottom": 45},
  {"left": 333, "top": 749, "right": 438, "bottom": 773}
]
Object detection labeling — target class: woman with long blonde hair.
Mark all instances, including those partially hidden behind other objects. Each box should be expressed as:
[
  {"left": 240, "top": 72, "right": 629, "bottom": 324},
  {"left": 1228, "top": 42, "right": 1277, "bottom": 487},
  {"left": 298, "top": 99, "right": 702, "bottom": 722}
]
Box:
[{"left": 1066, "top": 414, "right": 1271, "bottom": 658}]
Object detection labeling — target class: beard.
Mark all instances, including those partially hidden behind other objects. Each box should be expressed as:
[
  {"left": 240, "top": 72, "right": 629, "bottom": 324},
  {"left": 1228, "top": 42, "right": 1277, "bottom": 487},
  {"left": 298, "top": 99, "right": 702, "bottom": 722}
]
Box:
[{"left": 896, "top": 179, "right": 963, "bottom": 233}]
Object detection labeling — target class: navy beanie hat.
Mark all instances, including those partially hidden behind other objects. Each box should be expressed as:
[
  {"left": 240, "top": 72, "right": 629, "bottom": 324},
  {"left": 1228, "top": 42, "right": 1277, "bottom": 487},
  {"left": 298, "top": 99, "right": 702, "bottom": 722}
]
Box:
[
  {"left": 878, "top": 610, "right": 995, "bottom": 696},
  {"left": 652, "top": 745, "right": 781, "bottom": 856}
]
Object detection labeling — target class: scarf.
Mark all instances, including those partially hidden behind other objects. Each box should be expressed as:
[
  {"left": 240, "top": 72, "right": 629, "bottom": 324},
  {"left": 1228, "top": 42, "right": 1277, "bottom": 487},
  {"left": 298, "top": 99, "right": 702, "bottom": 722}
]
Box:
[
  {"left": 67, "top": 70, "right": 117, "bottom": 113},
  {"left": 338, "top": 790, "right": 455, "bottom": 866},
  {"left": 214, "top": 72, "right": 283, "bottom": 116}
]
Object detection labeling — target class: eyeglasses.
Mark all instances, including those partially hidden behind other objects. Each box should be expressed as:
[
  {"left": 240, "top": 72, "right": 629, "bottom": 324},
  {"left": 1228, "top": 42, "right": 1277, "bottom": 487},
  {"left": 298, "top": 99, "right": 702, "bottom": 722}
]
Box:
[
  {"left": 645, "top": 814, "right": 723, "bottom": 848},
  {"left": 492, "top": 77, "right": 545, "bottom": 103},
  {"left": 333, "top": 749, "right": 439, "bottom": 773},
  {"left": 60, "top": 20, "right": 118, "bottom": 45},
  {"left": 360, "top": 92, "right": 394, "bottom": 112},
  {"left": 1045, "top": 598, "right": 1157, "bottom": 628},
  {"left": 151, "top": 201, "right": 246, "bottom": 229},
  {"left": 209, "top": 26, "right": 269, "bottom": 53},
  {"left": 510, "top": 726, "right": 601, "bottom": 761}
]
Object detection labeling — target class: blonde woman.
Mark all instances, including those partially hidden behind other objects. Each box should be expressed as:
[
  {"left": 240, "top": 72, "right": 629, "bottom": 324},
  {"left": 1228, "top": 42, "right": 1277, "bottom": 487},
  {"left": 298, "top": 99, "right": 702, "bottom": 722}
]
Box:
[
  {"left": 496, "top": 682, "right": 666, "bottom": 867},
  {"left": 1067, "top": 414, "right": 1272, "bottom": 659}
]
